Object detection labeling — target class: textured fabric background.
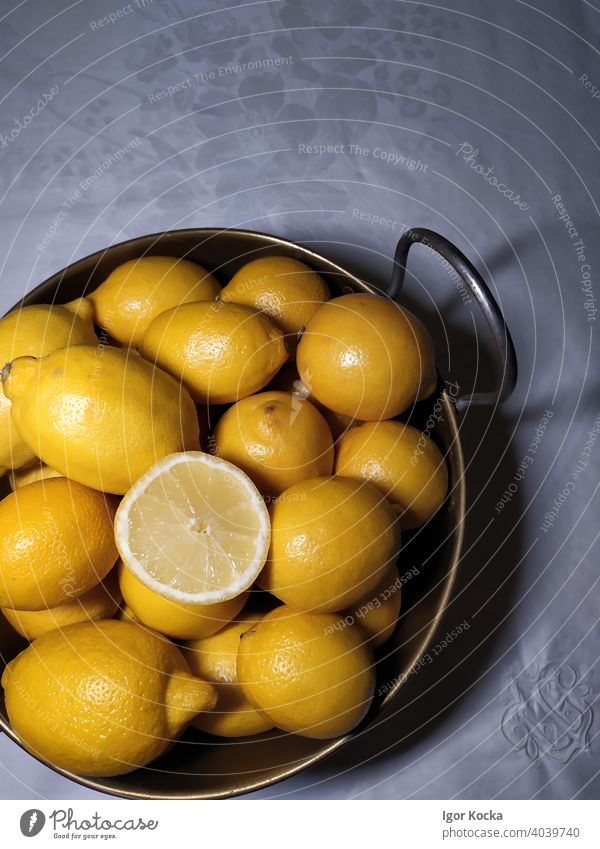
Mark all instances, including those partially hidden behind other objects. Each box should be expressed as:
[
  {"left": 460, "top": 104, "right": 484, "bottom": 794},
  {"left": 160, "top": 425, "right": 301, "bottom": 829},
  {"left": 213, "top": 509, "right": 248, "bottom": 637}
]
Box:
[{"left": 0, "top": 0, "right": 598, "bottom": 800}]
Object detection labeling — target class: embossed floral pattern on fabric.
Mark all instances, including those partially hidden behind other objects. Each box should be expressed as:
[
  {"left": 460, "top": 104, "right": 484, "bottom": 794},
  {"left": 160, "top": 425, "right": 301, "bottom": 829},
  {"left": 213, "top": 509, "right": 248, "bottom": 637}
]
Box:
[{"left": 501, "top": 664, "right": 593, "bottom": 763}]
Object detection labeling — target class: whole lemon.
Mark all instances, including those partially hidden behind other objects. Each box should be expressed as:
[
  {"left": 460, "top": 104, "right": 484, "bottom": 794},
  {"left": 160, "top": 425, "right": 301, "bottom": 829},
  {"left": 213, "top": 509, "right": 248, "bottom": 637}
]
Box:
[
  {"left": 213, "top": 390, "right": 334, "bottom": 497},
  {"left": 185, "top": 613, "right": 274, "bottom": 738},
  {"left": 237, "top": 605, "right": 375, "bottom": 739},
  {"left": 258, "top": 476, "right": 400, "bottom": 613},
  {"left": 89, "top": 255, "right": 220, "bottom": 348},
  {"left": 2, "top": 569, "right": 121, "bottom": 640},
  {"left": 1, "top": 619, "right": 217, "bottom": 776},
  {"left": 346, "top": 565, "right": 402, "bottom": 648},
  {"left": 116, "top": 603, "right": 138, "bottom": 623},
  {"left": 118, "top": 562, "right": 248, "bottom": 640},
  {"left": 220, "top": 256, "right": 329, "bottom": 354},
  {"left": 140, "top": 301, "right": 287, "bottom": 405},
  {"left": 335, "top": 420, "right": 448, "bottom": 529},
  {"left": 9, "top": 461, "right": 62, "bottom": 490},
  {"left": 296, "top": 293, "right": 437, "bottom": 420},
  {"left": 2, "top": 345, "right": 200, "bottom": 495},
  {"left": 0, "top": 302, "right": 97, "bottom": 475},
  {"left": 0, "top": 478, "right": 118, "bottom": 611}
]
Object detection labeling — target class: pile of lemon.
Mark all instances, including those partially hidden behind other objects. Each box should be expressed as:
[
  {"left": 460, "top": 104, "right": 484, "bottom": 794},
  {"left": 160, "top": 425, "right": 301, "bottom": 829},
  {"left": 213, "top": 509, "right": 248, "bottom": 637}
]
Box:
[{"left": 0, "top": 253, "right": 448, "bottom": 778}]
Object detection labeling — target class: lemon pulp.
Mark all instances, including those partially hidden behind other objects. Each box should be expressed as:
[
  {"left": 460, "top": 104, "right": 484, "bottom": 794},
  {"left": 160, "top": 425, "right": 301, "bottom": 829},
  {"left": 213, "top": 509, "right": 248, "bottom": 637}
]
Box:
[{"left": 115, "top": 451, "right": 270, "bottom": 605}]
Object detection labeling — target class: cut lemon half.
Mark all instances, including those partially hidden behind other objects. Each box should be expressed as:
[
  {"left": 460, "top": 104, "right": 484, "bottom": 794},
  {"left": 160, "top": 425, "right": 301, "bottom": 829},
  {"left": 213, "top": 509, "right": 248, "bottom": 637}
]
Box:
[{"left": 114, "top": 452, "right": 270, "bottom": 605}]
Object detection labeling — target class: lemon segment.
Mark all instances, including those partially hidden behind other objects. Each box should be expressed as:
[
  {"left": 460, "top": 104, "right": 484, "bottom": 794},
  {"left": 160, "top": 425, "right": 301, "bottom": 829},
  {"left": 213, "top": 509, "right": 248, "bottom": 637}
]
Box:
[{"left": 115, "top": 452, "right": 270, "bottom": 606}]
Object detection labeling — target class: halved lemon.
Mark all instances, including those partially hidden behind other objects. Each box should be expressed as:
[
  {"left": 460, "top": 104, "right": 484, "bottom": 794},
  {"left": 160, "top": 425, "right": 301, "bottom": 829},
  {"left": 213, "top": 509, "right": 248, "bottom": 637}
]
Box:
[{"left": 114, "top": 452, "right": 270, "bottom": 605}]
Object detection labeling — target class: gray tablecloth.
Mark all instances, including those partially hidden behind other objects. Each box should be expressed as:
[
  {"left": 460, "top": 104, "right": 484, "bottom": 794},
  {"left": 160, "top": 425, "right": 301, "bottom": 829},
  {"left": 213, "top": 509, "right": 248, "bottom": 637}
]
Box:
[{"left": 0, "top": 0, "right": 598, "bottom": 800}]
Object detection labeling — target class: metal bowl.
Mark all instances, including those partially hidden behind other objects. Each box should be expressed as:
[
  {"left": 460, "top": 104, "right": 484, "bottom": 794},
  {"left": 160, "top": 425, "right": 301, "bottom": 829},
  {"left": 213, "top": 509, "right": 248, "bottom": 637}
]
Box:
[{"left": 0, "top": 227, "right": 517, "bottom": 798}]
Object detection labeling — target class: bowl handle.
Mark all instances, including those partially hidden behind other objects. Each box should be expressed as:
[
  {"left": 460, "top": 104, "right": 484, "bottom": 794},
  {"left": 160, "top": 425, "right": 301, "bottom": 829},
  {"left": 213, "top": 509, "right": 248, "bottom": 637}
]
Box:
[{"left": 389, "top": 227, "right": 518, "bottom": 414}]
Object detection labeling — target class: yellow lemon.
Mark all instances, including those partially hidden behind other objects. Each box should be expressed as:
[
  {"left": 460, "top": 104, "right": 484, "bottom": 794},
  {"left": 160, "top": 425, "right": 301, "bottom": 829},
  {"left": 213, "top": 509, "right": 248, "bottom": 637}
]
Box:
[
  {"left": 118, "top": 561, "right": 248, "bottom": 640},
  {"left": 220, "top": 256, "right": 329, "bottom": 354},
  {"left": 2, "top": 345, "right": 200, "bottom": 495},
  {"left": 2, "top": 569, "right": 121, "bottom": 640},
  {"left": 335, "top": 420, "right": 448, "bottom": 529},
  {"left": 346, "top": 565, "right": 402, "bottom": 649},
  {"left": 89, "top": 255, "right": 220, "bottom": 348},
  {"left": 1, "top": 619, "right": 217, "bottom": 776},
  {"left": 140, "top": 301, "right": 287, "bottom": 405},
  {"left": 185, "top": 613, "right": 274, "bottom": 737},
  {"left": 116, "top": 603, "right": 138, "bottom": 623},
  {"left": 296, "top": 293, "right": 437, "bottom": 420},
  {"left": 0, "top": 302, "right": 97, "bottom": 475},
  {"left": 213, "top": 390, "right": 334, "bottom": 497},
  {"left": 8, "top": 461, "right": 62, "bottom": 490},
  {"left": 237, "top": 605, "right": 375, "bottom": 738},
  {"left": 0, "top": 478, "right": 118, "bottom": 611},
  {"left": 258, "top": 476, "right": 399, "bottom": 613},
  {"left": 115, "top": 452, "right": 270, "bottom": 606}
]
